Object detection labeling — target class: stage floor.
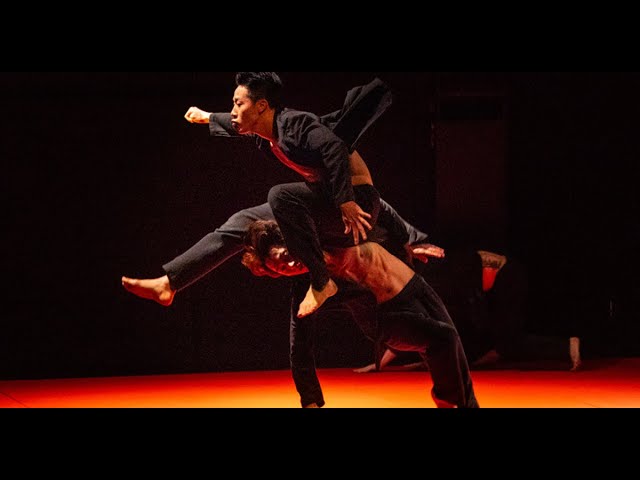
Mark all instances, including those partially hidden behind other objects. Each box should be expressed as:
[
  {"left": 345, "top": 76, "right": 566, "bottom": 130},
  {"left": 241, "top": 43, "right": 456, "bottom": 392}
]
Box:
[{"left": 1, "top": 357, "right": 639, "bottom": 408}]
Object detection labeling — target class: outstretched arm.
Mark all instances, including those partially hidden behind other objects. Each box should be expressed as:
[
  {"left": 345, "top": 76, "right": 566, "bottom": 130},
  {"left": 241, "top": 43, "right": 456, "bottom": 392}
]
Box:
[
  {"left": 408, "top": 244, "right": 446, "bottom": 264},
  {"left": 376, "top": 199, "right": 445, "bottom": 265},
  {"left": 184, "top": 107, "right": 211, "bottom": 124},
  {"left": 184, "top": 107, "right": 243, "bottom": 138},
  {"left": 377, "top": 199, "right": 429, "bottom": 247}
]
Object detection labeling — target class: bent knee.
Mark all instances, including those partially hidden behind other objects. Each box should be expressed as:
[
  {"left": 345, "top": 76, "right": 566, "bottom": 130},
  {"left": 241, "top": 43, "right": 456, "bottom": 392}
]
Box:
[{"left": 267, "top": 185, "right": 289, "bottom": 205}]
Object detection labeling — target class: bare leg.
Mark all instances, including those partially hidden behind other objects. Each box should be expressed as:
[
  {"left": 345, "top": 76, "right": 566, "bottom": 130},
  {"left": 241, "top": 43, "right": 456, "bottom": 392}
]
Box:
[
  {"left": 121, "top": 275, "right": 176, "bottom": 307},
  {"left": 297, "top": 279, "right": 338, "bottom": 318},
  {"left": 569, "top": 337, "right": 582, "bottom": 371}
]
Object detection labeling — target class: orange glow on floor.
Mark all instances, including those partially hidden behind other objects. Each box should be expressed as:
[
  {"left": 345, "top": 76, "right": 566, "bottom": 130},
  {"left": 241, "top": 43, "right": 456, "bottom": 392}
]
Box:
[{"left": 1, "top": 357, "right": 639, "bottom": 408}]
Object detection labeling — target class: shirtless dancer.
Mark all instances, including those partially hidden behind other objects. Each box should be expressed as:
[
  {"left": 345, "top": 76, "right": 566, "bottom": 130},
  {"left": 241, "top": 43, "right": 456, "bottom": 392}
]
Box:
[{"left": 242, "top": 220, "right": 479, "bottom": 408}]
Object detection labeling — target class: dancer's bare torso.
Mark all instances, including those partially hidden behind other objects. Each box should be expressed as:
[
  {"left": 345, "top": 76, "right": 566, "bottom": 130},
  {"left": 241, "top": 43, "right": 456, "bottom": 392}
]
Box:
[{"left": 325, "top": 242, "right": 415, "bottom": 304}]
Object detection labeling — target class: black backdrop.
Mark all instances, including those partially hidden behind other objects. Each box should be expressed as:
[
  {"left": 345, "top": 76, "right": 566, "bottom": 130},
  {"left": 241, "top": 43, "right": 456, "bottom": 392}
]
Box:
[{"left": 2, "top": 72, "right": 639, "bottom": 380}]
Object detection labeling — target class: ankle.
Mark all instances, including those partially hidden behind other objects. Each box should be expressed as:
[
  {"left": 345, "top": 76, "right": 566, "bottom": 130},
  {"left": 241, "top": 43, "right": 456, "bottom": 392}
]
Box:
[{"left": 569, "top": 337, "right": 582, "bottom": 371}]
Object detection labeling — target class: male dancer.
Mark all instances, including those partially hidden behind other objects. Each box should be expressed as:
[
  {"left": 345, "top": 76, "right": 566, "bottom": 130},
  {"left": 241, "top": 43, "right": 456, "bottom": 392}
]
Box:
[
  {"left": 183, "top": 72, "right": 392, "bottom": 317},
  {"left": 242, "top": 220, "right": 479, "bottom": 408}
]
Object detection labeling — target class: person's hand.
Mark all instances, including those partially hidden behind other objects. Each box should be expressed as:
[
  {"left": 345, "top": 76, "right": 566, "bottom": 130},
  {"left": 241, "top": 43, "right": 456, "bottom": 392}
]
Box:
[
  {"left": 184, "top": 107, "right": 211, "bottom": 124},
  {"left": 408, "top": 243, "right": 445, "bottom": 264},
  {"left": 353, "top": 363, "right": 378, "bottom": 374},
  {"left": 340, "top": 201, "right": 372, "bottom": 245}
]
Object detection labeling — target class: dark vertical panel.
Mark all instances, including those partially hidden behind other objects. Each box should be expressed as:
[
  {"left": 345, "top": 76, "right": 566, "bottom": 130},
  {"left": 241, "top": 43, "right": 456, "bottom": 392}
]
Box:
[{"left": 435, "top": 92, "right": 508, "bottom": 251}]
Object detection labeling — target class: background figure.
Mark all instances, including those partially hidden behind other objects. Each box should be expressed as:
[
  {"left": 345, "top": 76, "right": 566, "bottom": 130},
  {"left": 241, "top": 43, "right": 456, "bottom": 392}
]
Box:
[
  {"left": 356, "top": 248, "right": 582, "bottom": 372},
  {"left": 420, "top": 248, "right": 582, "bottom": 370}
]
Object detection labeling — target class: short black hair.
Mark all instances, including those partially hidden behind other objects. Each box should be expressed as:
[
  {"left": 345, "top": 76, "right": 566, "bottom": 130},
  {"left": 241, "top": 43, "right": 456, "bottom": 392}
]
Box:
[{"left": 235, "top": 72, "right": 283, "bottom": 109}]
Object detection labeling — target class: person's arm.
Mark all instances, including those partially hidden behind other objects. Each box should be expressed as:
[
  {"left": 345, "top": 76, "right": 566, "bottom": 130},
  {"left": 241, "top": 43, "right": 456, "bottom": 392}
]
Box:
[
  {"left": 302, "top": 77, "right": 394, "bottom": 242},
  {"left": 408, "top": 244, "right": 446, "bottom": 264},
  {"left": 303, "top": 123, "right": 373, "bottom": 245},
  {"left": 353, "top": 348, "right": 397, "bottom": 373},
  {"left": 184, "top": 107, "right": 243, "bottom": 138},
  {"left": 374, "top": 200, "right": 445, "bottom": 265},
  {"left": 377, "top": 199, "right": 429, "bottom": 247}
]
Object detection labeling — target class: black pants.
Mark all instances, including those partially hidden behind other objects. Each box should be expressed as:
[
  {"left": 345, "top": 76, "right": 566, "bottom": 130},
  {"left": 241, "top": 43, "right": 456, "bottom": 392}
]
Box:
[
  {"left": 291, "top": 274, "right": 480, "bottom": 408},
  {"left": 162, "top": 203, "right": 275, "bottom": 291},
  {"left": 378, "top": 274, "right": 479, "bottom": 408},
  {"left": 162, "top": 196, "right": 413, "bottom": 292},
  {"left": 269, "top": 182, "right": 380, "bottom": 291},
  {"left": 289, "top": 275, "right": 376, "bottom": 408}
]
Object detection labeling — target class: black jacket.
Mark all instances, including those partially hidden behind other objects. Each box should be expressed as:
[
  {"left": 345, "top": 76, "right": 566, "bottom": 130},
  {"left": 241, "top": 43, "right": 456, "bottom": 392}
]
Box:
[{"left": 208, "top": 77, "right": 393, "bottom": 208}]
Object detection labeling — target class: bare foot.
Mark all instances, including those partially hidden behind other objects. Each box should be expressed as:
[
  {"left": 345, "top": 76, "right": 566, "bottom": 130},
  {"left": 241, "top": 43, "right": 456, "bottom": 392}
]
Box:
[
  {"left": 353, "top": 363, "right": 378, "bottom": 374},
  {"left": 569, "top": 337, "right": 582, "bottom": 371},
  {"left": 471, "top": 349, "right": 501, "bottom": 369},
  {"left": 121, "top": 275, "right": 175, "bottom": 307},
  {"left": 297, "top": 279, "right": 338, "bottom": 318}
]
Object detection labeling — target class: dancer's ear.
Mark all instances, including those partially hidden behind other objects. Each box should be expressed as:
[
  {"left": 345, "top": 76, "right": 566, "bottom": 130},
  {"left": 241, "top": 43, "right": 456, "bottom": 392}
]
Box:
[{"left": 256, "top": 99, "right": 269, "bottom": 114}]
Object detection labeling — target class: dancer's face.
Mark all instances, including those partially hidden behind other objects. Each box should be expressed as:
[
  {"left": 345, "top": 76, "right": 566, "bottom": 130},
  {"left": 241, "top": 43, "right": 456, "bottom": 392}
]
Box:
[
  {"left": 230, "top": 86, "right": 264, "bottom": 134},
  {"left": 265, "top": 246, "right": 308, "bottom": 277}
]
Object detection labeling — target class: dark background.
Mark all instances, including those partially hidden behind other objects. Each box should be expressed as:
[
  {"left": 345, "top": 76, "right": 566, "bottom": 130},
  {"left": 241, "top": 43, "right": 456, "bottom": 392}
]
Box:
[{"left": 2, "top": 72, "right": 639, "bottom": 380}]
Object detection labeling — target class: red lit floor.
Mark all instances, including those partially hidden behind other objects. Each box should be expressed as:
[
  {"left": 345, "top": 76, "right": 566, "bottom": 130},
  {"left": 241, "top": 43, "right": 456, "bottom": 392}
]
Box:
[{"left": 1, "top": 357, "right": 639, "bottom": 408}]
